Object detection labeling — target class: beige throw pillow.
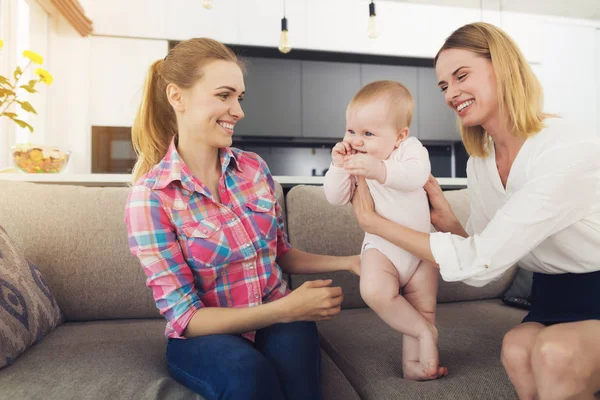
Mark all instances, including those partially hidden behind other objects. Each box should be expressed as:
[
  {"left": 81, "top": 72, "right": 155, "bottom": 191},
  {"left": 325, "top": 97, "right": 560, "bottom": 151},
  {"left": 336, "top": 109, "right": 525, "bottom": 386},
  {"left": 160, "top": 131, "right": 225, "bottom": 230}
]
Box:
[{"left": 0, "top": 224, "right": 62, "bottom": 368}]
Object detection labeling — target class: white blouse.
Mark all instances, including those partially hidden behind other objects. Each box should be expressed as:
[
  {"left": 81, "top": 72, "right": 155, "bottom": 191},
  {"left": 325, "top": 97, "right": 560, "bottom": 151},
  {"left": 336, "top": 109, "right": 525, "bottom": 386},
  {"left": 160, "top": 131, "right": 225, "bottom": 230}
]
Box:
[{"left": 430, "top": 118, "right": 600, "bottom": 287}]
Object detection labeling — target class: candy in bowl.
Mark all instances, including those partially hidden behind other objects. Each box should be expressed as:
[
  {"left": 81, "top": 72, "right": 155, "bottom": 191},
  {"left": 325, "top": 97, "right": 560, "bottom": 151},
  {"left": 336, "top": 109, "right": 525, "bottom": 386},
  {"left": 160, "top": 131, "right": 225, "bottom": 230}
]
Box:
[{"left": 12, "top": 144, "right": 70, "bottom": 173}]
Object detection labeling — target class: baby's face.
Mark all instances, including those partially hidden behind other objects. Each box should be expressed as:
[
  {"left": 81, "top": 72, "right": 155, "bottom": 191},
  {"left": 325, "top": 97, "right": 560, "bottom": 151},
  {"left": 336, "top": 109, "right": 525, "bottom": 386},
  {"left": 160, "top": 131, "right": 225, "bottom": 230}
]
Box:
[{"left": 344, "top": 99, "right": 405, "bottom": 160}]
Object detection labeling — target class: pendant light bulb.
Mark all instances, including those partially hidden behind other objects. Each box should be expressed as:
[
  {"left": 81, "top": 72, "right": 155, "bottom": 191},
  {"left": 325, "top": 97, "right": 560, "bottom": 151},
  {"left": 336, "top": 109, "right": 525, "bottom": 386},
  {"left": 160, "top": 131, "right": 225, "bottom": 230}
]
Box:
[
  {"left": 279, "top": 17, "right": 292, "bottom": 54},
  {"left": 368, "top": 1, "right": 379, "bottom": 39},
  {"left": 202, "top": 0, "right": 213, "bottom": 10}
]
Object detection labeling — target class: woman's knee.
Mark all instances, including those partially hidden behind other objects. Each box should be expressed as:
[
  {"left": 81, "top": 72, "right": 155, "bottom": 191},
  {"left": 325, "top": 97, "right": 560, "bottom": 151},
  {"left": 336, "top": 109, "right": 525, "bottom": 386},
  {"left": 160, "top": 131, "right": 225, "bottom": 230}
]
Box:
[
  {"left": 530, "top": 327, "right": 593, "bottom": 399},
  {"left": 531, "top": 328, "right": 582, "bottom": 378},
  {"left": 501, "top": 329, "right": 533, "bottom": 370},
  {"left": 226, "top": 352, "right": 282, "bottom": 398},
  {"left": 167, "top": 336, "right": 283, "bottom": 400}
]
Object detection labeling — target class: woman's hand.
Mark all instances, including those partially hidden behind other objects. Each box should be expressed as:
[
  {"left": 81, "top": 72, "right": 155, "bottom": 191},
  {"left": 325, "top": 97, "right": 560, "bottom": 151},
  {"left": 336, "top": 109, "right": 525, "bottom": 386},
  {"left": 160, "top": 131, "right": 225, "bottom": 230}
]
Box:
[
  {"left": 280, "top": 280, "right": 344, "bottom": 322},
  {"left": 351, "top": 176, "right": 378, "bottom": 233},
  {"left": 423, "top": 174, "right": 459, "bottom": 233}
]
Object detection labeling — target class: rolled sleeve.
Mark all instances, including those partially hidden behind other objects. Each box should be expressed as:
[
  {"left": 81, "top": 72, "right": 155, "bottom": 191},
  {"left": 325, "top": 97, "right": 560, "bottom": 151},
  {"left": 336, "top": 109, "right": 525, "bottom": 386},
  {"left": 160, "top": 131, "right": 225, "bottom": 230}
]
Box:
[
  {"left": 126, "top": 186, "right": 204, "bottom": 338},
  {"left": 430, "top": 232, "right": 494, "bottom": 287}
]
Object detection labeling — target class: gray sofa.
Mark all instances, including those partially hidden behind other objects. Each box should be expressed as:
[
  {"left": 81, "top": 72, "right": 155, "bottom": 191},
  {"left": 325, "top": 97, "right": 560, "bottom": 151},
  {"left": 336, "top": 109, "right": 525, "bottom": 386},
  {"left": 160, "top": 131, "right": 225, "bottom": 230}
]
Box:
[{"left": 0, "top": 180, "right": 524, "bottom": 399}]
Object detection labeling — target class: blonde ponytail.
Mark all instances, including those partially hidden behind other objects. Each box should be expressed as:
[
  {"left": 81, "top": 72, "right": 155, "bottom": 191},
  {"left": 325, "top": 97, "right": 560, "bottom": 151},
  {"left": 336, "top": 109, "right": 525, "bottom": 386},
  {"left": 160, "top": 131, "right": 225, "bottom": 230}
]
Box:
[{"left": 131, "top": 60, "right": 177, "bottom": 183}]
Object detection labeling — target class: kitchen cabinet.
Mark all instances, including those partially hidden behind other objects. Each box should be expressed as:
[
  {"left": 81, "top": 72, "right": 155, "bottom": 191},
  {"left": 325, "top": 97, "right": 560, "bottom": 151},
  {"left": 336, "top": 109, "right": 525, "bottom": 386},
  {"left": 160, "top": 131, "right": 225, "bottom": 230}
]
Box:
[
  {"left": 417, "top": 68, "right": 460, "bottom": 141},
  {"left": 301, "top": 61, "right": 361, "bottom": 139},
  {"left": 360, "top": 64, "right": 420, "bottom": 138},
  {"left": 235, "top": 57, "right": 302, "bottom": 137}
]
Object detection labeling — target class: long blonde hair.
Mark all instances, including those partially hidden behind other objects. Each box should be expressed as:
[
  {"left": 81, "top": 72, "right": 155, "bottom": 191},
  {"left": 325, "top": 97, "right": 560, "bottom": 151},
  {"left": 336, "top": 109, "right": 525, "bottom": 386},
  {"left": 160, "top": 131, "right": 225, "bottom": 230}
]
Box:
[
  {"left": 131, "top": 38, "right": 243, "bottom": 183},
  {"left": 434, "top": 22, "right": 547, "bottom": 157}
]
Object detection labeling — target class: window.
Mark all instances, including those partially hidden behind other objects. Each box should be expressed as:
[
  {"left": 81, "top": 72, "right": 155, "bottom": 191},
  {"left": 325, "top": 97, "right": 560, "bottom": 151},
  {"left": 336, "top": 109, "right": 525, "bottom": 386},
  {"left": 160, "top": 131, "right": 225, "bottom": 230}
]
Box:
[{"left": 0, "top": 0, "right": 49, "bottom": 169}]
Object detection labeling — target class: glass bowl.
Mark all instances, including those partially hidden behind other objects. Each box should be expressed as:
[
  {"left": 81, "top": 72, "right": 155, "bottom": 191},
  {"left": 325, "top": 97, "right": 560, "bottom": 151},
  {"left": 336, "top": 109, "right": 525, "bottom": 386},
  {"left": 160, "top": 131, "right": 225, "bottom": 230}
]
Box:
[{"left": 11, "top": 144, "right": 71, "bottom": 173}]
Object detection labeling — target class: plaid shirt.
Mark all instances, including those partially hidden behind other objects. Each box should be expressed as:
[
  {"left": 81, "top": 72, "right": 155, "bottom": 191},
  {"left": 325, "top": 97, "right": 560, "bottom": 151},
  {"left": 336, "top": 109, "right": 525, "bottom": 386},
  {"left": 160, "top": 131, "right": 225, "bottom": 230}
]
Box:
[{"left": 125, "top": 141, "right": 291, "bottom": 340}]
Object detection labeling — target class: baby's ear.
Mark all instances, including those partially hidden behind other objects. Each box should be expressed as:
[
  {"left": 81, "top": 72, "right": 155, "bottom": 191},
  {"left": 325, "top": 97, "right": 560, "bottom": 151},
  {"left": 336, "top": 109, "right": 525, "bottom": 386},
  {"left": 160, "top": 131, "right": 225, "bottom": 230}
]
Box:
[{"left": 395, "top": 127, "right": 409, "bottom": 147}]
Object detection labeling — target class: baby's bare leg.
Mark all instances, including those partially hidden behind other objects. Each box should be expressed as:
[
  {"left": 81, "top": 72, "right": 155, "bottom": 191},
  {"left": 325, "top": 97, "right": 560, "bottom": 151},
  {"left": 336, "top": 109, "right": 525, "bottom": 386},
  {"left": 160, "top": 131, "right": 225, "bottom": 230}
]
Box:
[
  {"left": 403, "top": 260, "right": 448, "bottom": 380},
  {"left": 360, "top": 250, "right": 443, "bottom": 380}
]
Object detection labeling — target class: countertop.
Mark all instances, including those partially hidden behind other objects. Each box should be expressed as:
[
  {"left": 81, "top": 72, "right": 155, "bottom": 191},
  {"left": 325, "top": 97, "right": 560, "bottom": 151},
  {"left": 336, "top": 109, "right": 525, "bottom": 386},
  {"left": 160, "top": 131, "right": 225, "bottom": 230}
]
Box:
[{"left": 0, "top": 173, "right": 467, "bottom": 189}]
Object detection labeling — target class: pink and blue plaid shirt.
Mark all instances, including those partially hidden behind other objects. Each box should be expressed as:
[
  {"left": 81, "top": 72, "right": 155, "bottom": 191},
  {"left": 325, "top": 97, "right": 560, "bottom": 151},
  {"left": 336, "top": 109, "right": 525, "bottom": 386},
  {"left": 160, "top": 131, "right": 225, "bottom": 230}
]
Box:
[{"left": 125, "top": 141, "right": 291, "bottom": 340}]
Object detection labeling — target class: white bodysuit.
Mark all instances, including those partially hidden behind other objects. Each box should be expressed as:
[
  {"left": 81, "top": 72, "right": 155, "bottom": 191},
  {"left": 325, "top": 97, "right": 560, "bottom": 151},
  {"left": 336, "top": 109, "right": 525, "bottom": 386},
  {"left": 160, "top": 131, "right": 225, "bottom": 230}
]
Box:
[{"left": 324, "top": 137, "right": 431, "bottom": 284}]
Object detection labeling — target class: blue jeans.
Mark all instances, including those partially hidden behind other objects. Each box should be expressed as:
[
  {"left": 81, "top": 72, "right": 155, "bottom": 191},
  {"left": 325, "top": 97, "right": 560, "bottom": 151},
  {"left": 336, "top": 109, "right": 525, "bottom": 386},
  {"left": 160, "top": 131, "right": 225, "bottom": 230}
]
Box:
[{"left": 166, "top": 321, "right": 321, "bottom": 400}]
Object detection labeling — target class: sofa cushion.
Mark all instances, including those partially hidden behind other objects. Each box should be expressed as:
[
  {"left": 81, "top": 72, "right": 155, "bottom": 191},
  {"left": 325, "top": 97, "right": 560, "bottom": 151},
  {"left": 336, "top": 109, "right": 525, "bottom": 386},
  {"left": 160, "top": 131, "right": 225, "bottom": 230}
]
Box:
[
  {"left": 0, "top": 181, "right": 159, "bottom": 322},
  {"left": 503, "top": 267, "right": 533, "bottom": 304},
  {"left": 0, "top": 224, "right": 62, "bottom": 369},
  {"left": 285, "top": 186, "right": 516, "bottom": 308},
  {"left": 0, "top": 319, "right": 203, "bottom": 399},
  {"left": 0, "top": 181, "right": 287, "bottom": 322},
  {"left": 318, "top": 300, "right": 525, "bottom": 400},
  {"left": 0, "top": 318, "right": 358, "bottom": 400}
]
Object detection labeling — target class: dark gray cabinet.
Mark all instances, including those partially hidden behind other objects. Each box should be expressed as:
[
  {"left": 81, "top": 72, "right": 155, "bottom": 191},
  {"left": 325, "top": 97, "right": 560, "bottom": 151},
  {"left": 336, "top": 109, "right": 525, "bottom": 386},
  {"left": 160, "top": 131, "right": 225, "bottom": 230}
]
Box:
[
  {"left": 360, "top": 64, "right": 420, "bottom": 138},
  {"left": 235, "top": 57, "right": 302, "bottom": 137},
  {"left": 237, "top": 57, "right": 461, "bottom": 142},
  {"left": 417, "top": 68, "right": 460, "bottom": 141},
  {"left": 301, "top": 61, "right": 361, "bottom": 139}
]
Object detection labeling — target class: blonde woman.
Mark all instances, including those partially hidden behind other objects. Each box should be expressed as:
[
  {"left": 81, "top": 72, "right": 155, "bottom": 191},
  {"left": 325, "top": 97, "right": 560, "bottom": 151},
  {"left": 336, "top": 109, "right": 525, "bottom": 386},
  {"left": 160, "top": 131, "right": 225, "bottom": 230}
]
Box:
[
  {"left": 125, "top": 38, "right": 359, "bottom": 400},
  {"left": 350, "top": 23, "right": 600, "bottom": 399}
]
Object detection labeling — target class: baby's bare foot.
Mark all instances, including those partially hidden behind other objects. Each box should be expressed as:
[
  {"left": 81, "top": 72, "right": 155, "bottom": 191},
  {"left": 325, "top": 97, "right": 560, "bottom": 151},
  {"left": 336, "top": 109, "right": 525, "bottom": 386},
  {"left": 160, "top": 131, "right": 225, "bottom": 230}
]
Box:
[
  {"left": 416, "top": 325, "right": 448, "bottom": 380},
  {"left": 403, "top": 360, "right": 448, "bottom": 381}
]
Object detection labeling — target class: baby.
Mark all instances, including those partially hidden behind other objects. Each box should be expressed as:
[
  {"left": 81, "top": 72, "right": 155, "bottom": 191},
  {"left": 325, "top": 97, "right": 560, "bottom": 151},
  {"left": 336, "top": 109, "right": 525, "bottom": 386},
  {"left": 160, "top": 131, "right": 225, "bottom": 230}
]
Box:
[{"left": 324, "top": 80, "right": 446, "bottom": 380}]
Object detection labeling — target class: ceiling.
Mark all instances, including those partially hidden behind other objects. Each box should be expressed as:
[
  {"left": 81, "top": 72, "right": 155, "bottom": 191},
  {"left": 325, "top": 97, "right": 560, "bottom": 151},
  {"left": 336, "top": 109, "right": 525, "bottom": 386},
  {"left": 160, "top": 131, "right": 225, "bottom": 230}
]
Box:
[{"left": 385, "top": 0, "right": 600, "bottom": 21}]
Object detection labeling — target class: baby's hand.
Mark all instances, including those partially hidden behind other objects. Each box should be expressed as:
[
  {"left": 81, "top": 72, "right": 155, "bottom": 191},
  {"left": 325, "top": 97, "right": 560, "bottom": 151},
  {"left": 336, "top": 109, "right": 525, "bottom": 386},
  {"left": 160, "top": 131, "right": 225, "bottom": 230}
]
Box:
[
  {"left": 331, "top": 141, "right": 354, "bottom": 168},
  {"left": 343, "top": 153, "right": 386, "bottom": 184}
]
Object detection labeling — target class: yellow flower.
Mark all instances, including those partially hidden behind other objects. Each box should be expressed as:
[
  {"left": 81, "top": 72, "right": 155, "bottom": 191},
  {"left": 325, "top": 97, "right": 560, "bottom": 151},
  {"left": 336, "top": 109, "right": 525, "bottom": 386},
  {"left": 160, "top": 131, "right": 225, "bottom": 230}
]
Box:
[
  {"left": 0, "top": 39, "right": 4, "bottom": 50},
  {"left": 23, "top": 50, "right": 44, "bottom": 65},
  {"left": 35, "top": 68, "right": 53, "bottom": 85}
]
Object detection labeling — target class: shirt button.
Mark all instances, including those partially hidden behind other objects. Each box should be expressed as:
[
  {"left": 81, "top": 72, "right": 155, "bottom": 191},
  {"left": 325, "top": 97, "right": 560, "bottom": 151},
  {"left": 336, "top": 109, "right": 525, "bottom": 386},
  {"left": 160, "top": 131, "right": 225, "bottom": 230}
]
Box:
[
  {"left": 484, "top": 264, "right": 489, "bottom": 269},
  {"left": 221, "top": 189, "right": 225, "bottom": 193}
]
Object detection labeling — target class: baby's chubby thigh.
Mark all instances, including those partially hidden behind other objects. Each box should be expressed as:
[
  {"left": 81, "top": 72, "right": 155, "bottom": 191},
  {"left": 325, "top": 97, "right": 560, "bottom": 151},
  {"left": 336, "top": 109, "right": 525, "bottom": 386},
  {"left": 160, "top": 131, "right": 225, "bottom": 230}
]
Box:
[
  {"left": 361, "top": 233, "right": 421, "bottom": 287},
  {"left": 359, "top": 234, "right": 421, "bottom": 308}
]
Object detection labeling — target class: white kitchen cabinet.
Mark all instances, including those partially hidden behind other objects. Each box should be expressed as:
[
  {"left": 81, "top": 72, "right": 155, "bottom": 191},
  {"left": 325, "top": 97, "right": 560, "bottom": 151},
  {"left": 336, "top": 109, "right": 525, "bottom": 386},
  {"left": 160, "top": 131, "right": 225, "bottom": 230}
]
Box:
[
  {"left": 81, "top": 0, "right": 167, "bottom": 39},
  {"left": 540, "top": 22, "right": 596, "bottom": 135},
  {"left": 163, "top": 0, "right": 239, "bottom": 44},
  {"left": 90, "top": 37, "right": 168, "bottom": 127},
  {"left": 501, "top": 12, "right": 543, "bottom": 64},
  {"left": 305, "top": 0, "right": 363, "bottom": 53},
  {"left": 236, "top": 0, "right": 307, "bottom": 49}
]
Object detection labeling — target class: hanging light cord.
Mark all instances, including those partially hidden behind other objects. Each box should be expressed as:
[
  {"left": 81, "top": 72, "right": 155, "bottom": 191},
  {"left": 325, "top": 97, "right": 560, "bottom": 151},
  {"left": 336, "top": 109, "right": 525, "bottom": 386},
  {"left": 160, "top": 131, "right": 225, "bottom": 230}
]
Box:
[{"left": 480, "top": 0, "right": 483, "bottom": 22}]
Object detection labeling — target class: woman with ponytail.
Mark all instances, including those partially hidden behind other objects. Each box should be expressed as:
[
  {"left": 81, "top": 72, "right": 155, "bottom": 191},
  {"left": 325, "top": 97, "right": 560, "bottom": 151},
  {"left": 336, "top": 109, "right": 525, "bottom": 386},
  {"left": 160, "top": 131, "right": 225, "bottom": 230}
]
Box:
[{"left": 125, "top": 38, "right": 359, "bottom": 400}]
